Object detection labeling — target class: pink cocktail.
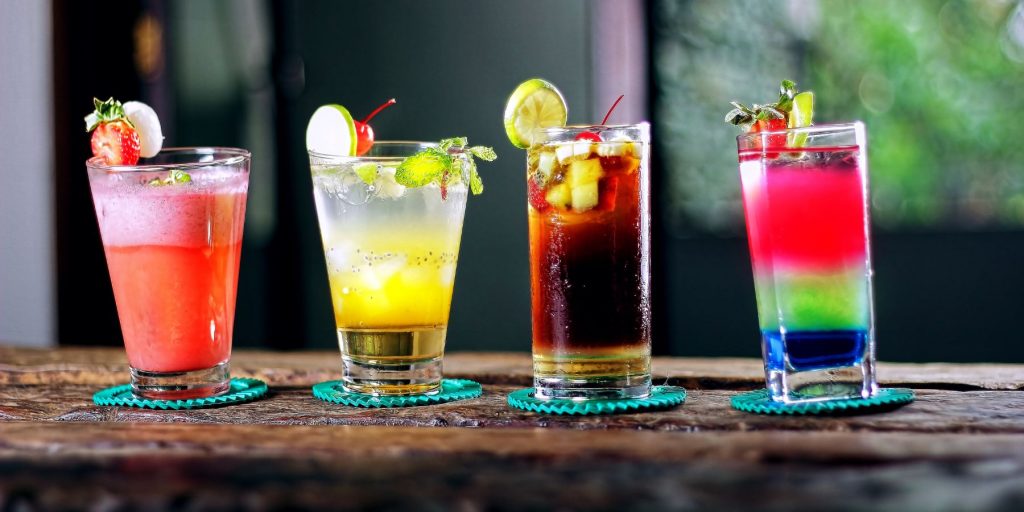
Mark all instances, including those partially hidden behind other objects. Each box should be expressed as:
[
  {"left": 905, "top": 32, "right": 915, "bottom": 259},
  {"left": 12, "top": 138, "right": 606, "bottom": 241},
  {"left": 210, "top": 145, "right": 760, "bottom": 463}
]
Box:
[{"left": 87, "top": 148, "right": 249, "bottom": 399}]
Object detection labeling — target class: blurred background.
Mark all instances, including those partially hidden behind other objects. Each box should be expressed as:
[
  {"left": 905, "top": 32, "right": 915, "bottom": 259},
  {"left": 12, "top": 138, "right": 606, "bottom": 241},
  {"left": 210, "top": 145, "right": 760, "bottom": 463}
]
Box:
[{"left": 1, "top": 0, "right": 1023, "bottom": 362}]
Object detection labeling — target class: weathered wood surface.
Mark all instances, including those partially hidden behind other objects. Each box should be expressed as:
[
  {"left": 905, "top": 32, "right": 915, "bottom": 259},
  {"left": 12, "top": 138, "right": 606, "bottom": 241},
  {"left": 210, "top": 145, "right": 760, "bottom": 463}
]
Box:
[
  {"left": 0, "top": 346, "right": 1022, "bottom": 511},
  {"left": 3, "top": 346, "right": 1023, "bottom": 390},
  {"left": 1, "top": 423, "right": 1024, "bottom": 511},
  {"left": 1, "top": 385, "right": 1023, "bottom": 434}
]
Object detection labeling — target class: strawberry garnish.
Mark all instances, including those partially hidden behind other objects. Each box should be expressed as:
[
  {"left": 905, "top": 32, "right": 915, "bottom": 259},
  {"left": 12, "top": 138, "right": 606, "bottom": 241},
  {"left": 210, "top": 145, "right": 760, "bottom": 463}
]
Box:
[
  {"left": 85, "top": 97, "right": 141, "bottom": 165},
  {"left": 725, "top": 80, "right": 802, "bottom": 149},
  {"left": 527, "top": 178, "right": 550, "bottom": 212}
]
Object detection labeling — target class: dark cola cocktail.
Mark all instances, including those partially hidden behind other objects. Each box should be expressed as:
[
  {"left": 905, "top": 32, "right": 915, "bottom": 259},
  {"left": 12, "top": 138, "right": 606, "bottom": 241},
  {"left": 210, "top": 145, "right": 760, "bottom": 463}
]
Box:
[{"left": 526, "top": 123, "right": 652, "bottom": 399}]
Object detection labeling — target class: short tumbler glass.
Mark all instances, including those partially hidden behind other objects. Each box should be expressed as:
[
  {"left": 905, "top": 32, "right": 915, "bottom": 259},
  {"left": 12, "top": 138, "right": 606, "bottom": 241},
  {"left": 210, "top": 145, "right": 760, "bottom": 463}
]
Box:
[
  {"left": 87, "top": 148, "right": 250, "bottom": 400},
  {"left": 737, "top": 122, "right": 877, "bottom": 403}
]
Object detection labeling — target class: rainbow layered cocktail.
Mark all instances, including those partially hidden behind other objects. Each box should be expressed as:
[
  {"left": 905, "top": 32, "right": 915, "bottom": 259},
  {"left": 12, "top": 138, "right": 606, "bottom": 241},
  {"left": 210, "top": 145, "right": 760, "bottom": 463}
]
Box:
[{"left": 737, "top": 122, "right": 877, "bottom": 402}]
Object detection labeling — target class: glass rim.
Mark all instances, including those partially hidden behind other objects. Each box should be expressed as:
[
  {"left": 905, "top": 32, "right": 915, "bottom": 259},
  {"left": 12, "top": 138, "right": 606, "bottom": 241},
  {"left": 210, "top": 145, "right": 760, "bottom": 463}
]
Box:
[
  {"left": 86, "top": 146, "right": 251, "bottom": 172},
  {"left": 539, "top": 121, "right": 651, "bottom": 136},
  {"left": 308, "top": 140, "right": 440, "bottom": 162},
  {"left": 736, "top": 121, "right": 864, "bottom": 143}
]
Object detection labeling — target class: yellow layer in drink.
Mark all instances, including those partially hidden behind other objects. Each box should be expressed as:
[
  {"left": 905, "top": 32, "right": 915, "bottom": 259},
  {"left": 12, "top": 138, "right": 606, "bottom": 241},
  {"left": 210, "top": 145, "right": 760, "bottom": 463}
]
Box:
[{"left": 323, "top": 228, "right": 459, "bottom": 329}]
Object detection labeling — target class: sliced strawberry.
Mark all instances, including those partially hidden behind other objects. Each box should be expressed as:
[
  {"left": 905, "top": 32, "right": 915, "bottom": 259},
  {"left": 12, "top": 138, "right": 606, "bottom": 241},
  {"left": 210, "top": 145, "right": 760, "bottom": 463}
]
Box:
[
  {"left": 752, "top": 117, "right": 788, "bottom": 150},
  {"left": 527, "top": 178, "right": 550, "bottom": 212},
  {"left": 85, "top": 98, "right": 142, "bottom": 165},
  {"left": 91, "top": 120, "right": 141, "bottom": 165}
]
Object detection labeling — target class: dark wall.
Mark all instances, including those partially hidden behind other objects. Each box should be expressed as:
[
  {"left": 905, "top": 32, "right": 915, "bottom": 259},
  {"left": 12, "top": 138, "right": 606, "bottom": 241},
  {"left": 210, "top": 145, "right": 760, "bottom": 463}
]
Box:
[
  {"left": 276, "top": 0, "right": 596, "bottom": 351},
  {"left": 664, "top": 232, "right": 1024, "bottom": 363}
]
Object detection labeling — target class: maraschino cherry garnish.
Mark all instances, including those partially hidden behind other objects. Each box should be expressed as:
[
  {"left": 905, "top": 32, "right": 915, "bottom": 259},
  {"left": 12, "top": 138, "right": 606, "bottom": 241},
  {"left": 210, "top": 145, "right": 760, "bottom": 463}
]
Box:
[
  {"left": 355, "top": 98, "right": 397, "bottom": 156},
  {"left": 575, "top": 94, "right": 625, "bottom": 142}
]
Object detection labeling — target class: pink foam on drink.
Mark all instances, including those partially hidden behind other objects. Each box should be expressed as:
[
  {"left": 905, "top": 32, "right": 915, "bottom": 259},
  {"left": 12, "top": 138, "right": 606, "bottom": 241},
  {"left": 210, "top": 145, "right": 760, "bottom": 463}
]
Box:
[{"left": 90, "top": 169, "right": 248, "bottom": 247}]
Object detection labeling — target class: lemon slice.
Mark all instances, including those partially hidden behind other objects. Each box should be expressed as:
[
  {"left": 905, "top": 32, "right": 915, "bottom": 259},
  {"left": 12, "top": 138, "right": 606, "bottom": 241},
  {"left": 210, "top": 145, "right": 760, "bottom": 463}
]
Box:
[
  {"left": 307, "top": 104, "right": 358, "bottom": 156},
  {"left": 504, "top": 78, "right": 568, "bottom": 149},
  {"left": 787, "top": 91, "right": 814, "bottom": 147}
]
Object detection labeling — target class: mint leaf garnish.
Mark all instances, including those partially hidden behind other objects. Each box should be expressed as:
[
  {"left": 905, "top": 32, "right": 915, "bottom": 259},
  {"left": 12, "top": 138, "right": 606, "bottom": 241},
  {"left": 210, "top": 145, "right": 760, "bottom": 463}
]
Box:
[
  {"left": 469, "top": 146, "right": 497, "bottom": 162},
  {"left": 148, "top": 169, "right": 192, "bottom": 186},
  {"left": 468, "top": 159, "right": 484, "bottom": 195},
  {"left": 724, "top": 79, "right": 804, "bottom": 129},
  {"left": 439, "top": 137, "right": 468, "bottom": 152},
  {"left": 394, "top": 137, "right": 497, "bottom": 197},
  {"left": 354, "top": 162, "right": 379, "bottom": 185},
  {"left": 395, "top": 148, "right": 451, "bottom": 187}
]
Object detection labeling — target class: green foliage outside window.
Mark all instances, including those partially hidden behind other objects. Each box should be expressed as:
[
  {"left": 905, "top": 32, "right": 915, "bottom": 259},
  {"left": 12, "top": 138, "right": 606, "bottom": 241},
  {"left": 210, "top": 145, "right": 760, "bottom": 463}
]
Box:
[{"left": 653, "top": 0, "right": 1024, "bottom": 232}]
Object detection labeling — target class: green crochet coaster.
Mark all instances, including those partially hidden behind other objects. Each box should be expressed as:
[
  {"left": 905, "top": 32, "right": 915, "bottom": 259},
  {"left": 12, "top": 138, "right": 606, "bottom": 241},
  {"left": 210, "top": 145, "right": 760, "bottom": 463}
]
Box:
[
  {"left": 507, "top": 386, "right": 686, "bottom": 416},
  {"left": 312, "top": 379, "right": 482, "bottom": 407},
  {"left": 731, "top": 387, "right": 915, "bottom": 415},
  {"left": 93, "top": 378, "right": 268, "bottom": 410}
]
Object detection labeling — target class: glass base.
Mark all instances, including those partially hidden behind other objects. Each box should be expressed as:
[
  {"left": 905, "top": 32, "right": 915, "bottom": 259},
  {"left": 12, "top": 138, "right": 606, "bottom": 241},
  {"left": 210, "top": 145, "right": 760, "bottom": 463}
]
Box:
[
  {"left": 130, "top": 362, "right": 231, "bottom": 400},
  {"left": 338, "top": 328, "right": 445, "bottom": 396},
  {"left": 533, "top": 352, "right": 651, "bottom": 400},
  {"left": 766, "top": 362, "right": 877, "bottom": 404}
]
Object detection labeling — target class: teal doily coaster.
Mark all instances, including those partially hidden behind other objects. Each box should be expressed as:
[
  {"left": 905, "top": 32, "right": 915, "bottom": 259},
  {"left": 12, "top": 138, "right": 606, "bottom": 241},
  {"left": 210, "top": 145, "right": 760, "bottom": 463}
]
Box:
[
  {"left": 506, "top": 386, "right": 686, "bottom": 416},
  {"left": 312, "top": 379, "right": 482, "bottom": 407},
  {"left": 731, "top": 387, "right": 915, "bottom": 416},
  {"left": 93, "top": 378, "right": 268, "bottom": 410}
]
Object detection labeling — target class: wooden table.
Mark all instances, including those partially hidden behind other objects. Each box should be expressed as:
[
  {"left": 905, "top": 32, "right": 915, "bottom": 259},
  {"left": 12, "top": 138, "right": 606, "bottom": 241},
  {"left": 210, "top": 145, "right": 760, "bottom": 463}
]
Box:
[{"left": 0, "top": 347, "right": 1022, "bottom": 510}]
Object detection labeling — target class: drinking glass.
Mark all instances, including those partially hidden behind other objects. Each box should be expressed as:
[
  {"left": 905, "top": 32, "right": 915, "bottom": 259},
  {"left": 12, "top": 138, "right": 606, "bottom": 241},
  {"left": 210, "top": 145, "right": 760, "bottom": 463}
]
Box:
[
  {"left": 87, "top": 147, "right": 250, "bottom": 399},
  {"left": 309, "top": 142, "right": 468, "bottom": 395},
  {"left": 526, "top": 123, "right": 652, "bottom": 399},
  {"left": 737, "top": 122, "right": 877, "bottom": 402}
]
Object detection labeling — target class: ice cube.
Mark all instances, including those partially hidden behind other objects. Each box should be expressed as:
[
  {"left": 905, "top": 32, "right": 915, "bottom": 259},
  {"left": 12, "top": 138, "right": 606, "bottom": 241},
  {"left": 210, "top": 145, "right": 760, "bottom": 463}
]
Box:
[
  {"left": 555, "top": 143, "right": 575, "bottom": 164},
  {"left": 537, "top": 151, "right": 557, "bottom": 182},
  {"left": 376, "top": 167, "right": 406, "bottom": 199},
  {"left": 573, "top": 140, "right": 593, "bottom": 159},
  {"left": 359, "top": 253, "right": 408, "bottom": 290},
  {"left": 596, "top": 136, "right": 635, "bottom": 157}
]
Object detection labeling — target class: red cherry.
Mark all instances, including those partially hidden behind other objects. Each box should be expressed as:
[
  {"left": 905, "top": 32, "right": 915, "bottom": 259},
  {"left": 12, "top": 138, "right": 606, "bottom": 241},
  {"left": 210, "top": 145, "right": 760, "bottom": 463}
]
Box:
[
  {"left": 574, "top": 94, "right": 626, "bottom": 142},
  {"left": 355, "top": 98, "right": 396, "bottom": 156}
]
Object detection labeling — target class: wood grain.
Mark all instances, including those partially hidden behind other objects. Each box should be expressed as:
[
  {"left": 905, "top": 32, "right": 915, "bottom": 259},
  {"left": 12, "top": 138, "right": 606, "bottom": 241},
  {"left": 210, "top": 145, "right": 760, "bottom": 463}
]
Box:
[
  {"left": 1, "top": 422, "right": 1024, "bottom": 511},
  {"left": 2, "top": 347, "right": 1022, "bottom": 390},
  {"left": 1, "top": 346, "right": 1023, "bottom": 510},
  {"left": 0, "top": 385, "right": 1021, "bottom": 434}
]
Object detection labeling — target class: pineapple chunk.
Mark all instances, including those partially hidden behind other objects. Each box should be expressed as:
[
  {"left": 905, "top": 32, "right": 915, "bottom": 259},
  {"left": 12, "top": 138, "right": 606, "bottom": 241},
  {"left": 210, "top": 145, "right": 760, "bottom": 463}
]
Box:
[
  {"left": 571, "top": 182, "right": 600, "bottom": 212},
  {"left": 545, "top": 182, "right": 572, "bottom": 210},
  {"left": 567, "top": 158, "right": 604, "bottom": 187}
]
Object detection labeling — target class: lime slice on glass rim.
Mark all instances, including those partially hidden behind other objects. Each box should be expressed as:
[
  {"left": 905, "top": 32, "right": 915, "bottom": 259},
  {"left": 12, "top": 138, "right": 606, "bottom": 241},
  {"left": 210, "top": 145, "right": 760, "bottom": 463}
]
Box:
[
  {"left": 306, "top": 104, "right": 358, "bottom": 156},
  {"left": 504, "top": 78, "right": 568, "bottom": 149},
  {"left": 787, "top": 91, "right": 814, "bottom": 148}
]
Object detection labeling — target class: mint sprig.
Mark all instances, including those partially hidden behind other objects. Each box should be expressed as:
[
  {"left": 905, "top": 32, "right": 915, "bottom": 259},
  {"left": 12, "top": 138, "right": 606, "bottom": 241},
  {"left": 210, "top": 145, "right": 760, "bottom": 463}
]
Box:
[
  {"left": 395, "top": 137, "right": 497, "bottom": 197},
  {"left": 84, "top": 97, "right": 131, "bottom": 132},
  {"left": 724, "top": 79, "right": 800, "bottom": 128},
  {"left": 148, "top": 169, "right": 192, "bottom": 186}
]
